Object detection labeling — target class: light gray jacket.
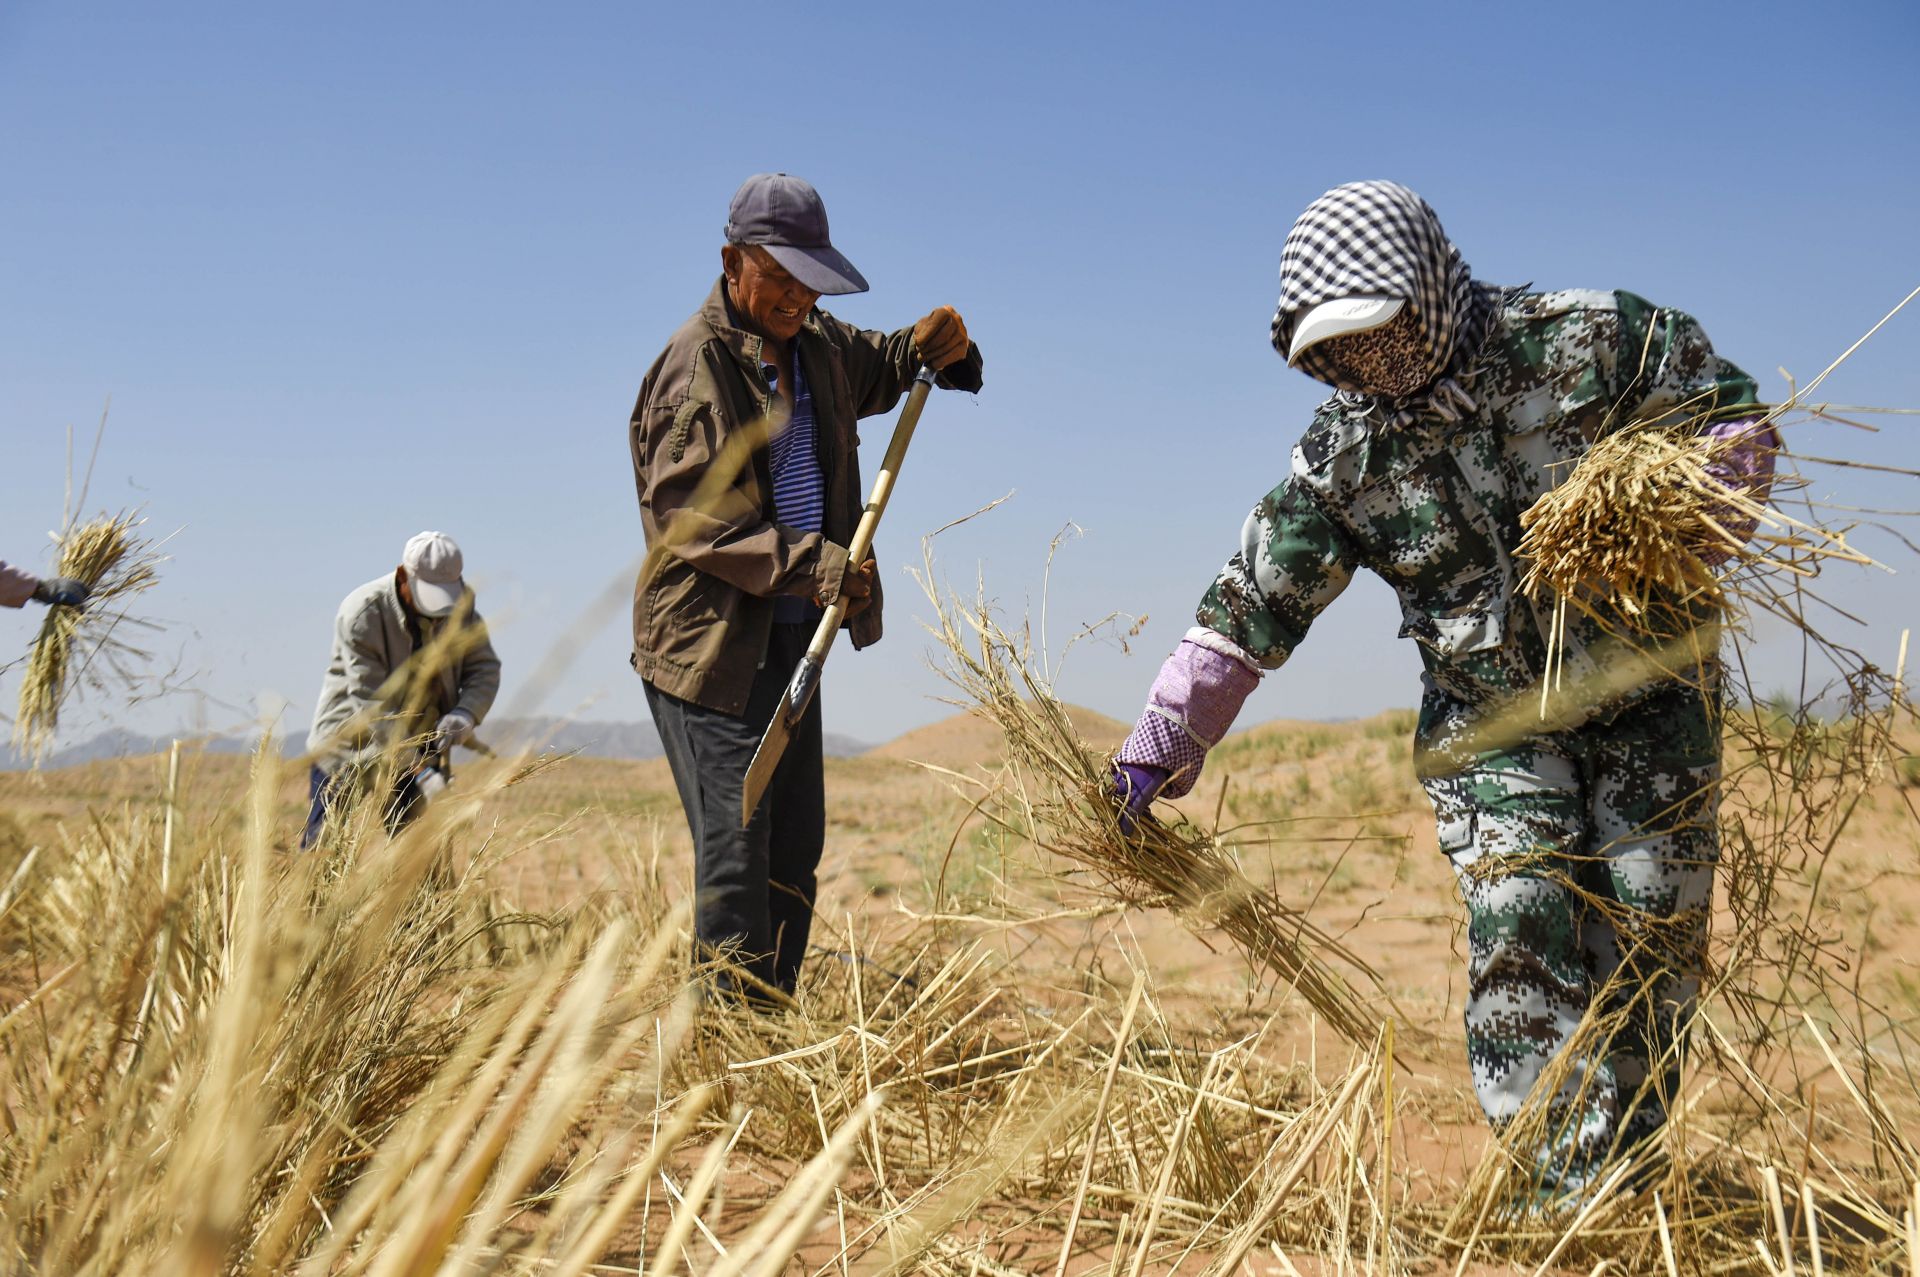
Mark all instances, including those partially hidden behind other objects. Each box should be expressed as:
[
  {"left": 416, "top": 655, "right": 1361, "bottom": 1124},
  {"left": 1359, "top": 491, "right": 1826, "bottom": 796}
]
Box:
[{"left": 306, "top": 572, "right": 501, "bottom": 769}]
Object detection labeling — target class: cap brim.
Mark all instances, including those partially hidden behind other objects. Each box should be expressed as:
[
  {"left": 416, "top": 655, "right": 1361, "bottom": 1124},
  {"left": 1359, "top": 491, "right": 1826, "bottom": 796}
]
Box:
[
  {"left": 763, "top": 243, "right": 869, "bottom": 296},
  {"left": 1287, "top": 296, "right": 1405, "bottom": 365},
  {"left": 410, "top": 577, "right": 462, "bottom": 618}
]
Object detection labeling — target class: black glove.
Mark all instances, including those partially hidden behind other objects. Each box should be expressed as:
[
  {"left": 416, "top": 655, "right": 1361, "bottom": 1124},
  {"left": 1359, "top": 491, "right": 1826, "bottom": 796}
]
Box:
[{"left": 31, "top": 577, "right": 90, "bottom": 608}]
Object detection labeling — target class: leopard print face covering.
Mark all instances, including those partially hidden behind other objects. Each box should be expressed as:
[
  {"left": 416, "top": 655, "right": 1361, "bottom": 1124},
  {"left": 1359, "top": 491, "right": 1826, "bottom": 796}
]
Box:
[{"left": 1316, "top": 305, "right": 1432, "bottom": 398}]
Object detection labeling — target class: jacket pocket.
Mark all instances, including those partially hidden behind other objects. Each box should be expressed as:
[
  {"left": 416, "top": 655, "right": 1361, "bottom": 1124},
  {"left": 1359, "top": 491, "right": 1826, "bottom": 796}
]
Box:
[
  {"left": 1397, "top": 576, "right": 1507, "bottom": 658},
  {"left": 642, "top": 566, "right": 727, "bottom": 665},
  {"left": 1349, "top": 465, "right": 1499, "bottom": 586},
  {"left": 1435, "top": 811, "right": 1477, "bottom": 859},
  {"left": 1501, "top": 382, "right": 1610, "bottom": 492}
]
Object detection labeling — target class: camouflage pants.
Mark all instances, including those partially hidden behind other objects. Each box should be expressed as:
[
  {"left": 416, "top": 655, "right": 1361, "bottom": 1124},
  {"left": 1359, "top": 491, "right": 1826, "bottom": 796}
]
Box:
[{"left": 1417, "top": 681, "right": 1720, "bottom": 1197}]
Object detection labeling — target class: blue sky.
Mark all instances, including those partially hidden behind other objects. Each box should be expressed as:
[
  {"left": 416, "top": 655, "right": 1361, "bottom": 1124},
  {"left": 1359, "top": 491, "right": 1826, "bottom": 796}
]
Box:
[{"left": 3, "top": 1, "right": 1917, "bottom": 749}]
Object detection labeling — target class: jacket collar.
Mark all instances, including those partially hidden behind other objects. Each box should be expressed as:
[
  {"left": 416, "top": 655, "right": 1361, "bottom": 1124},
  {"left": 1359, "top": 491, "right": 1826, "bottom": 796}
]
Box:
[
  {"left": 375, "top": 569, "right": 407, "bottom": 622},
  {"left": 699, "top": 275, "right": 828, "bottom": 375},
  {"left": 375, "top": 569, "right": 431, "bottom": 646}
]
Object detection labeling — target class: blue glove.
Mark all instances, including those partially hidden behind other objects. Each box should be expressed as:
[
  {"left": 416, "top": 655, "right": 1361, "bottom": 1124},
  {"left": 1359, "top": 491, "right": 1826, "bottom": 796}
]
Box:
[
  {"left": 1111, "top": 762, "right": 1168, "bottom": 837},
  {"left": 31, "top": 577, "right": 90, "bottom": 607}
]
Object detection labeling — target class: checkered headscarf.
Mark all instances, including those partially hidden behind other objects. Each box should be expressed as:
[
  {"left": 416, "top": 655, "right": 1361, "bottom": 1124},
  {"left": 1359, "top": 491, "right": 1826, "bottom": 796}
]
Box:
[{"left": 1270, "top": 180, "right": 1503, "bottom": 424}]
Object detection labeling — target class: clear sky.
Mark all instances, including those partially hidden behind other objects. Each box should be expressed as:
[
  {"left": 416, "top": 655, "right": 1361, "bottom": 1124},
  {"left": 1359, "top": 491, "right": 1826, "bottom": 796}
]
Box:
[{"left": 3, "top": 1, "right": 1917, "bottom": 750}]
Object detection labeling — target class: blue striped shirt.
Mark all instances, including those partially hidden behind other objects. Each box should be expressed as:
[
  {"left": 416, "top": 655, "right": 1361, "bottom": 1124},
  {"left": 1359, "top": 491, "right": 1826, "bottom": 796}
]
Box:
[{"left": 764, "top": 357, "right": 826, "bottom": 623}]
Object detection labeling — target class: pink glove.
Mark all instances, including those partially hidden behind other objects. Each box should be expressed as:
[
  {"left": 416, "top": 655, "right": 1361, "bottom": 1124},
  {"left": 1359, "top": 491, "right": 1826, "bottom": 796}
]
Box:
[
  {"left": 1116, "top": 630, "right": 1261, "bottom": 799},
  {"left": 1697, "top": 417, "right": 1780, "bottom": 565}
]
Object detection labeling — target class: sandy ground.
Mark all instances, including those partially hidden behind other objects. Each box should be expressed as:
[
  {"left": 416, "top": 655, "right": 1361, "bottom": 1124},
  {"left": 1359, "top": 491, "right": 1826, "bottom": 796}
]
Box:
[{"left": 3, "top": 705, "right": 1916, "bottom": 1273}]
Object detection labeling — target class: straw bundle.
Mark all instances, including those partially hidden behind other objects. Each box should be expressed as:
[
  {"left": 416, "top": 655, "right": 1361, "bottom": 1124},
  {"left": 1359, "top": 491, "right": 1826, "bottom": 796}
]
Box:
[
  {"left": 1517, "top": 285, "right": 1918, "bottom": 643},
  {"left": 12, "top": 511, "right": 161, "bottom": 763},
  {"left": 1513, "top": 417, "right": 1881, "bottom": 711},
  {"left": 917, "top": 559, "right": 1398, "bottom": 1051},
  {"left": 1517, "top": 423, "right": 1764, "bottom": 625}
]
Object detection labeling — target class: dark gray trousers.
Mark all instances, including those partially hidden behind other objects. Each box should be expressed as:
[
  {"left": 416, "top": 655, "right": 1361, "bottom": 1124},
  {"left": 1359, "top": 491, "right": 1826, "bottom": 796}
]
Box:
[{"left": 644, "top": 622, "right": 825, "bottom": 1001}]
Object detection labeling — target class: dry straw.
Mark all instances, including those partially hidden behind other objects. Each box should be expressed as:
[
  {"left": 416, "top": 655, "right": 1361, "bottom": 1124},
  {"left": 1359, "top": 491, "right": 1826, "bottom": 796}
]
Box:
[
  {"left": 913, "top": 544, "right": 1401, "bottom": 1052},
  {"left": 0, "top": 720, "right": 1411, "bottom": 1274},
  {"left": 12, "top": 510, "right": 162, "bottom": 763},
  {"left": 1518, "top": 283, "right": 1920, "bottom": 711},
  {"left": 1519, "top": 420, "right": 1774, "bottom": 618},
  {"left": 1514, "top": 414, "right": 1876, "bottom": 714},
  {"left": 2, "top": 300, "right": 1919, "bottom": 1273},
  {"left": 0, "top": 721, "right": 896, "bottom": 1276},
  {"left": 2, "top": 608, "right": 1916, "bottom": 1272}
]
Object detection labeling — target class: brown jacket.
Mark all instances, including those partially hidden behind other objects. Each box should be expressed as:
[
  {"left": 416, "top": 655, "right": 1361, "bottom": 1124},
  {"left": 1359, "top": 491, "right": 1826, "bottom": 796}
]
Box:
[{"left": 629, "top": 278, "right": 983, "bottom": 714}]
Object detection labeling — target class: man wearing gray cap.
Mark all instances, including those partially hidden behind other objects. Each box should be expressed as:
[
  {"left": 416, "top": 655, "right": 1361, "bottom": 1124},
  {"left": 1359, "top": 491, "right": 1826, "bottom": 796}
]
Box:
[
  {"left": 302, "top": 530, "right": 502, "bottom": 849},
  {"left": 629, "top": 172, "right": 982, "bottom": 1005}
]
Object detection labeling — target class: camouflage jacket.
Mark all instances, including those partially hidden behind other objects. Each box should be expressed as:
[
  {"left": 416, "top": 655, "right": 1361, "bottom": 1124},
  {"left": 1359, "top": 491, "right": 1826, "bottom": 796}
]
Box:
[{"left": 1198, "top": 289, "right": 1759, "bottom": 730}]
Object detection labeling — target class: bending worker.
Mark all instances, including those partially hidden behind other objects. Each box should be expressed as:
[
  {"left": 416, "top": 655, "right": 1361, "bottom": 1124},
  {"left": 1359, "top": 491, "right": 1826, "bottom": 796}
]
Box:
[
  {"left": 1111, "top": 180, "right": 1776, "bottom": 1205},
  {"left": 629, "top": 173, "right": 981, "bottom": 1005},
  {"left": 303, "top": 530, "right": 500, "bottom": 849},
  {"left": 1, "top": 561, "right": 90, "bottom": 610}
]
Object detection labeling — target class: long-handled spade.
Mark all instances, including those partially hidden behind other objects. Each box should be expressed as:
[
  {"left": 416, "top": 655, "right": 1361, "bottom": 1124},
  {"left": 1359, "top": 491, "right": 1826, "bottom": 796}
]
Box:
[{"left": 739, "top": 364, "right": 938, "bottom": 825}]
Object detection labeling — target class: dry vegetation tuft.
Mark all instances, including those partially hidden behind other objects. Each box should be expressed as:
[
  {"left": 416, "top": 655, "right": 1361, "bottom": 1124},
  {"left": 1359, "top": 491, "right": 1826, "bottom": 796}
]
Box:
[
  {"left": 1, "top": 659, "right": 1917, "bottom": 1272},
  {"left": 911, "top": 549, "right": 1401, "bottom": 1054},
  {"left": 12, "top": 511, "right": 162, "bottom": 763}
]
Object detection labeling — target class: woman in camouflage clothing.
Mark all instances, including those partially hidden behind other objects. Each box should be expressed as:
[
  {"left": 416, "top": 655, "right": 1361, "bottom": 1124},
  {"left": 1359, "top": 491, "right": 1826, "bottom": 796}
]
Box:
[{"left": 1113, "top": 180, "right": 1777, "bottom": 1202}]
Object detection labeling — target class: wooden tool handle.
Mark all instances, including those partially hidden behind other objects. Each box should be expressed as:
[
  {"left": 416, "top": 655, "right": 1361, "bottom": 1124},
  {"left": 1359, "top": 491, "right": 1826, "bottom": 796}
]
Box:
[{"left": 801, "top": 365, "right": 937, "bottom": 664}]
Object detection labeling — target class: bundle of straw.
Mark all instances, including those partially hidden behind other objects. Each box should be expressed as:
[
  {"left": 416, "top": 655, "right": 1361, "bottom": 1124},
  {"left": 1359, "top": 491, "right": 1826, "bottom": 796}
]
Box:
[
  {"left": 1516, "top": 283, "right": 1920, "bottom": 637},
  {"left": 1517, "top": 424, "right": 1763, "bottom": 624},
  {"left": 13, "top": 511, "right": 161, "bottom": 763},
  {"left": 1514, "top": 417, "right": 1878, "bottom": 708},
  {"left": 919, "top": 560, "right": 1398, "bottom": 1051}
]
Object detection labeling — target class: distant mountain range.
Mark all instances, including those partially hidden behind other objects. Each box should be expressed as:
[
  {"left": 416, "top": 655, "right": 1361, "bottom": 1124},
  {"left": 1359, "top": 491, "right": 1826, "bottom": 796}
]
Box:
[{"left": 1, "top": 716, "right": 871, "bottom": 770}]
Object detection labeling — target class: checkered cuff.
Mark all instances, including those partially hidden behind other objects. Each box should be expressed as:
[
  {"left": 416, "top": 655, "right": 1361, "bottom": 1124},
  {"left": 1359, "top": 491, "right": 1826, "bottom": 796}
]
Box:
[{"left": 1117, "top": 711, "right": 1209, "bottom": 797}]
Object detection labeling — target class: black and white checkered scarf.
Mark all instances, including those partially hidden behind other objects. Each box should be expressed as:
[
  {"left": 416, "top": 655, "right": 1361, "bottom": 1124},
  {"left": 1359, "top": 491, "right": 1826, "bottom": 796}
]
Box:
[{"left": 1269, "top": 180, "right": 1506, "bottom": 426}]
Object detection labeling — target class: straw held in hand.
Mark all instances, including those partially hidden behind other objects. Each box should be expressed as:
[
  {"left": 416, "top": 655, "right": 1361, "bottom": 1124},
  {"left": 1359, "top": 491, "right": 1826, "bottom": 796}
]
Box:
[{"left": 13, "top": 512, "right": 162, "bottom": 763}]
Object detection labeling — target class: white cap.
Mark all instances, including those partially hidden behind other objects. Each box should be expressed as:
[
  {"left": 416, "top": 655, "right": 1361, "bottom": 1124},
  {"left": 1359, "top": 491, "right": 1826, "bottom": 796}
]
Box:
[
  {"left": 1286, "top": 295, "right": 1406, "bottom": 365},
  {"left": 401, "top": 530, "right": 466, "bottom": 618}
]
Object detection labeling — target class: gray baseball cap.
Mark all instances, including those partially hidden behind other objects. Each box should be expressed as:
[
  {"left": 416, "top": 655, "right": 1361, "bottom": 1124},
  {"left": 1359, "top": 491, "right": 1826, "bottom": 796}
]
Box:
[
  {"left": 401, "top": 530, "right": 466, "bottom": 619},
  {"left": 724, "top": 173, "right": 869, "bottom": 296}
]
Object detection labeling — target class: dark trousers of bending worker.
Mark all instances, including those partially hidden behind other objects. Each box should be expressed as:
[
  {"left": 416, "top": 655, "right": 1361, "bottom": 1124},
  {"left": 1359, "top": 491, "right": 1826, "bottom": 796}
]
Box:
[
  {"left": 299, "top": 763, "right": 432, "bottom": 850},
  {"left": 645, "top": 622, "right": 825, "bottom": 1004}
]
